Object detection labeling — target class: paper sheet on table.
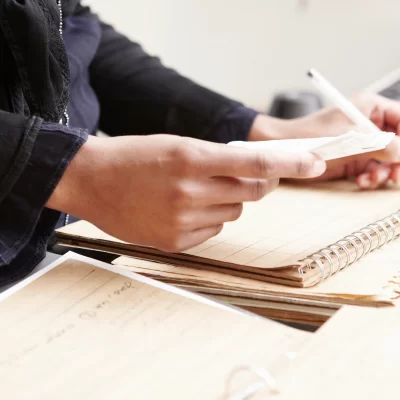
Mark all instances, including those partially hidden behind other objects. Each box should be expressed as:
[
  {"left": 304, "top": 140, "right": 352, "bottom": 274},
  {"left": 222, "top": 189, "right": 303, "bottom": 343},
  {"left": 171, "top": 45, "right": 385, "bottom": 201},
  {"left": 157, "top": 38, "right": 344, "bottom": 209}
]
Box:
[
  {"left": 229, "top": 131, "right": 395, "bottom": 160},
  {"left": 0, "top": 252, "right": 310, "bottom": 400}
]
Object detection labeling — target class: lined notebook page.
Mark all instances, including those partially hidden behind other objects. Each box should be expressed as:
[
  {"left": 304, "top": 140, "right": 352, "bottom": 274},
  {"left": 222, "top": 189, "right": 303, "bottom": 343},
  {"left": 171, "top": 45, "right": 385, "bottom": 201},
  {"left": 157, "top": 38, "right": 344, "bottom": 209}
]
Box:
[
  {"left": 57, "top": 181, "right": 400, "bottom": 271},
  {"left": 185, "top": 181, "right": 400, "bottom": 269},
  {"left": 0, "top": 255, "right": 309, "bottom": 399},
  {"left": 277, "top": 306, "right": 400, "bottom": 400}
]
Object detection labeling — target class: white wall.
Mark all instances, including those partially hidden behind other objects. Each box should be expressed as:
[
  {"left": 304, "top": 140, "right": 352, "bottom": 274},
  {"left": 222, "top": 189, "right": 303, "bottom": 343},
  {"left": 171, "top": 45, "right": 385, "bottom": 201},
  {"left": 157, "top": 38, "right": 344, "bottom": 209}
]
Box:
[{"left": 85, "top": 0, "right": 400, "bottom": 111}]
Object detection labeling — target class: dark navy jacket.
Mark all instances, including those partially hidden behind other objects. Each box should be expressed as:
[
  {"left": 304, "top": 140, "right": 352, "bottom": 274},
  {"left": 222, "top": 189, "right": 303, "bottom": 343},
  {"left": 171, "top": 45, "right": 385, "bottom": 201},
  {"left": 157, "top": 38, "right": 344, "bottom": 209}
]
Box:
[{"left": 0, "top": 0, "right": 257, "bottom": 284}]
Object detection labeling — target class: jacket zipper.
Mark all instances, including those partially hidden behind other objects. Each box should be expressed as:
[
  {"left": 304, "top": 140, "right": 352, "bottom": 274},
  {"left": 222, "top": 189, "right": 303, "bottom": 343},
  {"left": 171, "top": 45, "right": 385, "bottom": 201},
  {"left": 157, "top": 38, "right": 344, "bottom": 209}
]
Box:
[{"left": 56, "top": 0, "right": 71, "bottom": 227}]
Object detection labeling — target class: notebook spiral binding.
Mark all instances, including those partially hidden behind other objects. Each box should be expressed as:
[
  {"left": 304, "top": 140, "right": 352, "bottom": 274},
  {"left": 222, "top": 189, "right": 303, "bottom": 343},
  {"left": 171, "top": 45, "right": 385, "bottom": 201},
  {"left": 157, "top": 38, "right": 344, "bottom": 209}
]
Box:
[{"left": 298, "top": 210, "right": 400, "bottom": 285}]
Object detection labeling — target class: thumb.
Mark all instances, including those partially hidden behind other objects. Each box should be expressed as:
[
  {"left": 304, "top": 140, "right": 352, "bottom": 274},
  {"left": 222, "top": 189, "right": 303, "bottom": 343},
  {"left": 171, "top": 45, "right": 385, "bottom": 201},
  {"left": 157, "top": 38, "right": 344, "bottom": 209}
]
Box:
[
  {"left": 366, "top": 137, "right": 400, "bottom": 162},
  {"left": 341, "top": 136, "right": 400, "bottom": 163},
  {"left": 369, "top": 105, "right": 385, "bottom": 130}
]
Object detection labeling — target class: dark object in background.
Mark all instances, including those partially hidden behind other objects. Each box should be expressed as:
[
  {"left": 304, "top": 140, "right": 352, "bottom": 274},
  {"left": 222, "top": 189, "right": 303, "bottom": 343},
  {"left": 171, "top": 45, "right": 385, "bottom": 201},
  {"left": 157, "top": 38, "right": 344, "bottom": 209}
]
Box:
[
  {"left": 268, "top": 91, "right": 323, "bottom": 119},
  {"left": 379, "top": 80, "right": 400, "bottom": 101}
]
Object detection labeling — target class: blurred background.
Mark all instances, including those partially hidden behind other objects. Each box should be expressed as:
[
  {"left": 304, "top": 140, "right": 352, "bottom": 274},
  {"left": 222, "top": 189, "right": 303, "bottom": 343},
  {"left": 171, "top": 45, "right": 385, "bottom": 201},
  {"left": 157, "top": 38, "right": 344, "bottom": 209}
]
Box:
[{"left": 83, "top": 0, "right": 400, "bottom": 114}]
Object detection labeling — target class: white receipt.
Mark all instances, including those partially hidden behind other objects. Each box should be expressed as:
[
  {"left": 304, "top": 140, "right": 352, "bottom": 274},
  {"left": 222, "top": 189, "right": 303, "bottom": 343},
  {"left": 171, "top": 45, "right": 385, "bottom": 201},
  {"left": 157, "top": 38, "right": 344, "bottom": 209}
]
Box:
[{"left": 228, "top": 131, "right": 395, "bottom": 160}]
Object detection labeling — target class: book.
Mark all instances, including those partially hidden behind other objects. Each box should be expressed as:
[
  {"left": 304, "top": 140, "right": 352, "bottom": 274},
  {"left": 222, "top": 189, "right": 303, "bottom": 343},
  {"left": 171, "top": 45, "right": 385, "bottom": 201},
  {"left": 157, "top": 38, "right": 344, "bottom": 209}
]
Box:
[
  {"left": 57, "top": 180, "right": 400, "bottom": 290},
  {"left": 110, "top": 256, "right": 340, "bottom": 326},
  {"left": 112, "top": 236, "right": 400, "bottom": 326},
  {"left": 0, "top": 252, "right": 310, "bottom": 399}
]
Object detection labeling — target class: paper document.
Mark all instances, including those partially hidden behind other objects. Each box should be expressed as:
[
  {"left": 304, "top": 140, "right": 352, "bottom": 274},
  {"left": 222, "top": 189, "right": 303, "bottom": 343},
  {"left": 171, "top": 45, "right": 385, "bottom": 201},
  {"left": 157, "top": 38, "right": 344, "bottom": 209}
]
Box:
[
  {"left": 229, "top": 131, "right": 395, "bottom": 160},
  {"left": 0, "top": 252, "right": 310, "bottom": 399}
]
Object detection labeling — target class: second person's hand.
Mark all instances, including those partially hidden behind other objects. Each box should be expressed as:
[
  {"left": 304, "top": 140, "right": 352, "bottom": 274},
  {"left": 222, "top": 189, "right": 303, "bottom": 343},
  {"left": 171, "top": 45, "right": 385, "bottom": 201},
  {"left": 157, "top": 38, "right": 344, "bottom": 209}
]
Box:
[{"left": 249, "top": 93, "right": 400, "bottom": 189}]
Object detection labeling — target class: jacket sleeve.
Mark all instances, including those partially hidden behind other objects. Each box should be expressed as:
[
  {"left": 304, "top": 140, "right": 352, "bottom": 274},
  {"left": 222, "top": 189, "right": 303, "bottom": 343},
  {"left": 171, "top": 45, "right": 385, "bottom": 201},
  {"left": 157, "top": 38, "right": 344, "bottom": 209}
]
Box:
[
  {"left": 89, "top": 20, "right": 257, "bottom": 143},
  {"left": 0, "top": 110, "right": 87, "bottom": 282}
]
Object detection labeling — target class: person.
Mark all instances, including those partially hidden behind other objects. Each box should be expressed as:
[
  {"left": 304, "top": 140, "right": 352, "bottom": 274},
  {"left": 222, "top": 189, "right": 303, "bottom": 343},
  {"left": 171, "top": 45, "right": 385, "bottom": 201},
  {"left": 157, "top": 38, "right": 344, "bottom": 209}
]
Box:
[{"left": 1, "top": 0, "right": 400, "bottom": 285}]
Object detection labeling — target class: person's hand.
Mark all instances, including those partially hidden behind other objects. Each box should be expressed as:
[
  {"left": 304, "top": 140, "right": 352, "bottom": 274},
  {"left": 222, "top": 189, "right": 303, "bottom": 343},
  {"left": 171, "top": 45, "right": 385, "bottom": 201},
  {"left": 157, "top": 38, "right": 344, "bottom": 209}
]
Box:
[
  {"left": 47, "top": 134, "right": 326, "bottom": 252},
  {"left": 248, "top": 93, "right": 400, "bottom": 189}
]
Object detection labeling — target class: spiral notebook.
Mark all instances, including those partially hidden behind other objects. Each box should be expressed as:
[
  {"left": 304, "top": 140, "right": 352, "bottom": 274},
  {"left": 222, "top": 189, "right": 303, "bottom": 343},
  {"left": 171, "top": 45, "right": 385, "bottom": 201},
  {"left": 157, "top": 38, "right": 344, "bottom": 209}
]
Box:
[
  {"left": 0, "top": 252, "right": 310, "bottom": 399},
  {"left": 113, "top": 239, "right": 400, "bottom": 326},
  {"left": 57, "top": 180, "right": 400, "bottom": 289}
]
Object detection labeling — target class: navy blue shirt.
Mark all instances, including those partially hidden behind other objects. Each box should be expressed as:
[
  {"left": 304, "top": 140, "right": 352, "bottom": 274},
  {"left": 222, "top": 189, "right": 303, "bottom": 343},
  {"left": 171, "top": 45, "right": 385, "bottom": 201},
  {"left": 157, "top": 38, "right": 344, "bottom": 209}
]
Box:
[{"left": 0, "top": 4, "right": 258, "bottom": 285}]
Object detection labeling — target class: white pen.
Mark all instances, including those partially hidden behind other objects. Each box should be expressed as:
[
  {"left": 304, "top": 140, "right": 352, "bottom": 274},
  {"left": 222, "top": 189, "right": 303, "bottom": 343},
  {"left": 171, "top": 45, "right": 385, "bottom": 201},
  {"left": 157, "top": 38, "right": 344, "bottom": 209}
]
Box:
[{"left": 307, "top": 68, "right": 381, "bottom": 134}]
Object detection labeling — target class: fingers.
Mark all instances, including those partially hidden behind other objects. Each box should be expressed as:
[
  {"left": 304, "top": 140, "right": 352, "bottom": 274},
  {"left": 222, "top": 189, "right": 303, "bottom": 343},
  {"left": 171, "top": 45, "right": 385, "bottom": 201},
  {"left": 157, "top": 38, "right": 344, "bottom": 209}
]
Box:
[
  {"left": 201, "top": 177, "right": 279, "bottom": 205},
  {"left": 173, "top": 204, "right": 244, "bottom": 232},
  {"left": 368, "top": 101, "right": 400, "bottom": 132},
  {"left": 352, "top": 93, "right": 400, "bottom": 133},
  {"left": 202, "top": 144, "right": 326, "bottom": 179},
  {"left": 382, "top": 137, "right": 400, "bottom": 162},
  {"left": 390, "top": 164, "right": 400, "bottom": 183},
  {"left": 356, "top": 160, "right": 392, "bottom": 189},
  {"left": 370, "top": 105, "right": 385, "bottom": 130},
  {"left": 162, "top": 202, "right": 247, "bottom": 252},
  {"left": 345, "top": 136, "right": 400, "bottom": 164},
  {"left": 167, "top": 225, "right": 224, "bottom": 252},
  {"left": 382, "top": 99, "right": 400, "bottom": 134},
  {"left": 170, "top": 178, "right": 279, "bottom": 210},
  {"left": 370, "top": 144, "right": 400, "bottom": 163}
]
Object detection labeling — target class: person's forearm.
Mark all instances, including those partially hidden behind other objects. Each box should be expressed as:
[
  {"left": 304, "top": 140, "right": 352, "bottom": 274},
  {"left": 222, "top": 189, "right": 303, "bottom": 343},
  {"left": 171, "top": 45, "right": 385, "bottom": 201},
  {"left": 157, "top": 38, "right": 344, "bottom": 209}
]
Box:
[
  {"left": 89, "top": 19, "right": 243, "bottom": 140},
  {"left": 247, "top": 114, "right": 299, "bottom": 141},
  {"left": 247, "top": 106, "right": 350, "bottom": 142}
]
